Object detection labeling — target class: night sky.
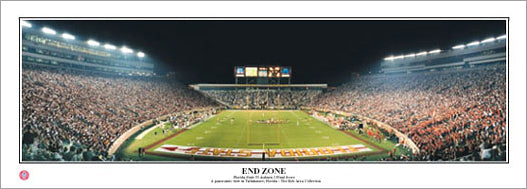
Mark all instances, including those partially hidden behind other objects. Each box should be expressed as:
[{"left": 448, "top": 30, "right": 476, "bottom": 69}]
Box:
[{"left": 29, "top": 20, "right": 505, "bottom": 86}]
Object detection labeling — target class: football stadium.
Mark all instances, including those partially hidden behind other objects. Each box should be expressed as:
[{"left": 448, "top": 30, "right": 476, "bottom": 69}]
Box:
[{"left": 21, "top": 20, "right": 507, "bottom": 162}]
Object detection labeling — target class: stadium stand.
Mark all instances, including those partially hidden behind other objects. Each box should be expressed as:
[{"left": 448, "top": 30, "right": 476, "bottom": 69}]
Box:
[
  {"left": 202, "top": 89, "right": 321, "bottom": 109},
  {"left": 22, "top": 26, "right": 154, "bottom": 76},
  {"left": 21, "top": 65, "right": 219, "bottom": 161},
  {"left": 310, "top": 63, "right": 506, "bottom": 161}
]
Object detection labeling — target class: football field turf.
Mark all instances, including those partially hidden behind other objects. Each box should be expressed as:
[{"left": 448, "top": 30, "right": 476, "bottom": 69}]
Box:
[
  {"left": 116, "top": 110, "right": 401, "bottom": 160},
  {"left": 158, "top": 110, "right": 368, "bottom": 149},
  {"left": 135, "top": 110, "right": 389, "bottom": 159}
]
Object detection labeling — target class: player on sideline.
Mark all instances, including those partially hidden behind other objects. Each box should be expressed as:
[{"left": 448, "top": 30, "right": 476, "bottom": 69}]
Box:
[{"left": 230, "top": 118, "right": 234, "bottom": 125}]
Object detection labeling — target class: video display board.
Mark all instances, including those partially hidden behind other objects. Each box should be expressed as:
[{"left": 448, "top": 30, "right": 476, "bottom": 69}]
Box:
[
  {"left": 234, "top": 66, "right": 291, "bottom": 78},
  {"left": 281, "top": 67, "right": 291, "bottom": 77},
  {"left": 245, "top": 67, "right": 258, "bottom": 77},
  {"left": 258, "top": 67, "right": 268, "bottom": 77},
  {"left": 268, "top": 66, "right": 281, "bottom": 78},
  {"left": 235, "top": 66, "right": 245, "bottom": 77}
]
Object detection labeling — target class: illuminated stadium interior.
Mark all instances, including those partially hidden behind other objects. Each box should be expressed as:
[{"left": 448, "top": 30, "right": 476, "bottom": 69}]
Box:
[{"left": 21, "top": 20, "right": 506, "bottom": 162}]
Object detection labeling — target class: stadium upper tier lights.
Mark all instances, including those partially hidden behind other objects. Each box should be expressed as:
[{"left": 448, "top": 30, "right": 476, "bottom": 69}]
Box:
[
  {"left": 481, "top": 37, "right": 496, "bottom": 44},
  {"left": 393, "top": 55, "right": 404, "bottom": 60},
  {"left": 120, "top": 46, "right": 133, "bottom": 53},
  {"left": 137, "top": 52, "right": 145, "bottom": 58},
  {"left": 104, "top": 44, "right": 116, "bottom": 50},
  {"left": 466, "top": 41, "right": 480, "bottom": 47},
  {"left": 497, "top": 35, "right": 506, "bottom": 40},
  {"left": 384, "top": 56, "right": 395, "bottom": 61},
  {"left": 428, "top": 49, "right": 441, "bottom": 54},
  {"left": 404, "top": 53, "right": 416, "bottom": 58},
  {"left": 21, "top": 21, "right": 32, "bottom": 28},
  {"left": 87, "top": 40, "right": 100, "bottom": 46},
  {"left": 452, "top": 44, "right": 465, "bottom": 50},
  {"left": 416, "top": 51, "right": 427, "bottom": 56},
  {"left": 61, "top": 33, "right": 75, "bottom": 40},
  {"left": 41, "top": 27, "right": 56, "bottom": 35}
]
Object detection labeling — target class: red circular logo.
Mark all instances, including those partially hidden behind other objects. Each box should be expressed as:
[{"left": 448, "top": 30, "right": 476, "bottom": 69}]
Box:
[{"left": 19, "top": 170, "right": 29, "bottom": 180}]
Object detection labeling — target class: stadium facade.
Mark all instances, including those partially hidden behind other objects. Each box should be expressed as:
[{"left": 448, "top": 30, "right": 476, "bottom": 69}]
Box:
[
  {"left": 21, "top": 21, "right": 154, "bottom": 76},
  {"left": 380, "top": 35, "right": 505, "bottom": 74}
]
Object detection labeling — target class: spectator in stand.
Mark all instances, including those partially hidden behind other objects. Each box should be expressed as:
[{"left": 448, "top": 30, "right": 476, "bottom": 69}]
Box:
[
  {"left": 310, "top": 63, "right": 506, "bottom": 161},
  {"left": 22, "top": 65, "right": 220, "bottom": 161}
]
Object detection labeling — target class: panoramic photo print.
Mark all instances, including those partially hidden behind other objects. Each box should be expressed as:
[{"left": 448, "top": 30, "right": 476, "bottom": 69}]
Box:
[{"left": 20, "top": 19, "right": 507, "bottom": 162}]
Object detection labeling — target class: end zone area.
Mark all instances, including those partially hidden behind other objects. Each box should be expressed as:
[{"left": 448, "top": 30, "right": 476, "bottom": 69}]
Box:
[{"left": 118, "top": 110, "right": 397, "bottom": 161}]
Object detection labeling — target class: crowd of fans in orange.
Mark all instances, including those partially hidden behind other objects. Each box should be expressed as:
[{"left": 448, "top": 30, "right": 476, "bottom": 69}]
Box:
[{"left": 310, "top": 64, "right": 506, "bottom": 161}]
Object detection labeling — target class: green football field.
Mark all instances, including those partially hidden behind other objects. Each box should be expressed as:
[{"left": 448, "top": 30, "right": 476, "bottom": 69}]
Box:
[
  {"left": 158, "top": 110, "right": 369, "bottom": 149},
  {"left": 116, "top": 110, "right": 404, "bottom": 161}
]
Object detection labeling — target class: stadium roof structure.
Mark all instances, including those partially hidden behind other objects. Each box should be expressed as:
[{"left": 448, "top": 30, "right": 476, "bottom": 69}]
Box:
[
  {"left": 22, "top": 21, "right": 148, "bottom": 59},
  {"left": 380, "top": 34, "right": 506, "bottom": 74}
]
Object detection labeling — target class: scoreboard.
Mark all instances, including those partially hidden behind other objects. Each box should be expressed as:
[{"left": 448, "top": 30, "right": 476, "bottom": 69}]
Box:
[{"left": 234, "top": 66, "right": 292, "bottom": 78}]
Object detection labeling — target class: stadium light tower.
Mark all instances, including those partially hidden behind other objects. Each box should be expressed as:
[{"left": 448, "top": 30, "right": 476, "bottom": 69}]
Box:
[
  {"left": 120, "top": 46, "right": 133, "bottom": 53},
  {"left": 87, "top": 40, "right": 100, "bottom": 46},
  {"left": 104, "top": 44, "right": 116, "bottom": 50},
  {"left": 21, "top": 21, "right": 32, "bottom": 28},
  {"left": 41, "top": 27, "right": 56, "bottom": 35},
  {"left": 61, "top": 33, "right": 75, "bottom": 40},
  {"left": 466, "top": 41, "right": 480, "bottom": 47},
  {"left": 137, "top": 52, "right": 145, "bottom": 58},
  {"left": 452, "top": 44, "right": 465, "bottom": 50}
]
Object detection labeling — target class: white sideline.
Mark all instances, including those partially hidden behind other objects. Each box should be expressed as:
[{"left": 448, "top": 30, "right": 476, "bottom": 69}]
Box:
[{"left": 135, "top": 122, "right": 164, "bottom": 140}]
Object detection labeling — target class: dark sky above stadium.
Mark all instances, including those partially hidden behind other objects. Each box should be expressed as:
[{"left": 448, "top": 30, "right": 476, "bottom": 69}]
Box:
[{"left": 30, "top": 20, "right": 505, "bottom": 86}]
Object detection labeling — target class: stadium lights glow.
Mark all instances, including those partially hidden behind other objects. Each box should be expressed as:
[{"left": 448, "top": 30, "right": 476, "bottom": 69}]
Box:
[
  {"left": 41, "top": 27, "right": 56, "bottom": 35},
  {"left": 393, "top": 55, "right": 404, "bottom": 60},
  {"left": 466, "top": 41, "right": 480, "bottom": 47},
  {"left": 452, "top": 44, "right": 465, "bottom": 50},
  {"left": 384, "top": 56, "right": 395, "bottom": 61},
  {"left": 428, "top": 49, "right": 441, "bottom": 54},
  {"left": 61, "top": 33, "right": 75, "bottom": 40},
  {"left": 120, "top": 46, "right": 133, "bottom": 53},
  {"left": 416, "top": 51, "right": 428, "bottom": 56},
  {"left": 481, "top": 37, "right": 496, "bottom": 43},
  {"left": 87, "top": 40, "right": 100, "bottom": 46},
  {"left": 21, "top": 21, "right": 32, "bottom": 28},
  {"left": 404, "top": 53, "right": 416, "bottom": 58},
  {"left": 104, "top": 44, "right": 116, "bottom": 50},
  {"left": 496, "top": 35, "right": 506, "bottom": 40},
  {"left": 137, "top": 52, "right": 145, "bottom": 58}
]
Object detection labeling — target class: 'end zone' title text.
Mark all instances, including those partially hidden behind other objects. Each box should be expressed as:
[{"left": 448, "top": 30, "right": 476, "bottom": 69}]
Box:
[{"left": 242, "top": 168, "right": 286, "bottom": 175}]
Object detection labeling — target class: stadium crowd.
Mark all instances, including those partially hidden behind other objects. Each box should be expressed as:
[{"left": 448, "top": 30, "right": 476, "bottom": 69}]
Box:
[
  {"left": 22, "top": 65, "right": 219, "bottom": 161},
  {"left": 203, "top": 89, "right": 321, "bottom": 109},
  {"left": 310, "top": 64, "right": 506, "bottom": 161}
]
